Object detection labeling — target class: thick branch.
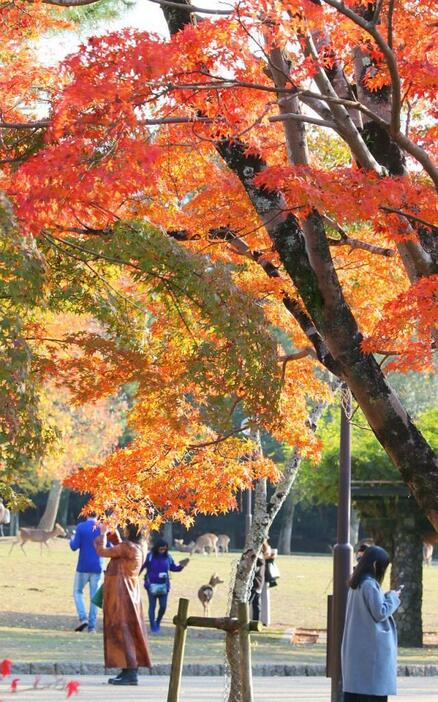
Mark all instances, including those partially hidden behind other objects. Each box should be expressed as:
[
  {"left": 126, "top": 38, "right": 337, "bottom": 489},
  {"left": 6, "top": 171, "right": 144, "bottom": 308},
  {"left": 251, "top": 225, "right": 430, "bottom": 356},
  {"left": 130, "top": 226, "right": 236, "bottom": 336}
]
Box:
[
  {"left": 327, "top": 233, "right": 395, "bottom": 257},
  {"left": 270, "top": 112, "right": 337, "bottom": 129},
  {"left": 394, "top": 131, "right": 438, "bottom": 191},
  {"left": 269, "top": 47, "right": 309, "bottom": 166},
  {"left": 147, "top": 0, "right": 232, "bottom": 14},
  {"left": 320, "top": 0, "right": 401, "bottom": 134},
  {"left": 0, "top": 121, "right": 49, "bottom": 130},
  {"left": 304, "top": 35, "right": 386, "bottom": 174}
]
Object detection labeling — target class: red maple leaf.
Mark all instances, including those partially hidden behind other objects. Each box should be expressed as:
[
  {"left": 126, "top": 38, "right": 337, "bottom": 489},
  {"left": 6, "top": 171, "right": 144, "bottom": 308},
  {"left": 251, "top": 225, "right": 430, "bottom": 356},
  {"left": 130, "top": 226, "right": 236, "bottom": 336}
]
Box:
[
  {"left": 65, "top": 680, "right": 80, "bottom": 698},
  {"left": 0, "top": 660, "right": 11, "bottom": 678},
  {"left": 10, "top": 678, "right": 19, "bottom": 692}
]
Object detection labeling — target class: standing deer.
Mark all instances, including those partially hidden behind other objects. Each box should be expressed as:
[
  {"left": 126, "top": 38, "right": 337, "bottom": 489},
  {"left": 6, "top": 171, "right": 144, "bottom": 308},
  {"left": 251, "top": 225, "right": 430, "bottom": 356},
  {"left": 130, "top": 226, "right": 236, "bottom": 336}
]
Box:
[
  {"left": 174, "top": 538, "right": 195, "bottom": 553},
  {"left": 423, "top": 531, "right": 438, "bottom": 565},
  {"left": 10, "top": 523, "right": 66, "bottom": 554},
  {"left": 193, "top": 533, "right": 218, "bottom": 555},
  {"left": 217, "top": 534, "right": 230, "bottom": 553},
  {"left": 198, "top": 573, "right": 224, "bottom": 616}
]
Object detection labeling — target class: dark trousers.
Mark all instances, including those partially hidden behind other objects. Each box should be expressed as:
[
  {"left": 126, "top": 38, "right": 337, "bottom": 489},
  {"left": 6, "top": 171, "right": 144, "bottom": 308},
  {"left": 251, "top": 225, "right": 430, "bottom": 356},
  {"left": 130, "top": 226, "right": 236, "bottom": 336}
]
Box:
[
  {"left": 344, "top": 694, "right": 388, "bottom": 702},
  {"left": 147, "top": 591, "right": 168, "bottom": 626},
  {"left": 251, "top": 592, "right": 261, "bottom": 621}
]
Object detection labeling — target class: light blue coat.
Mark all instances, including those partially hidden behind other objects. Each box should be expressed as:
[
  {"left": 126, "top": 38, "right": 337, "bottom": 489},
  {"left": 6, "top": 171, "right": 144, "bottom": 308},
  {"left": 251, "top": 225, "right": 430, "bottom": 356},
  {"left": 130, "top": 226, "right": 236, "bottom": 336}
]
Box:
[{"left": 341, "top": 576, "right": 400, "bottom": 696}]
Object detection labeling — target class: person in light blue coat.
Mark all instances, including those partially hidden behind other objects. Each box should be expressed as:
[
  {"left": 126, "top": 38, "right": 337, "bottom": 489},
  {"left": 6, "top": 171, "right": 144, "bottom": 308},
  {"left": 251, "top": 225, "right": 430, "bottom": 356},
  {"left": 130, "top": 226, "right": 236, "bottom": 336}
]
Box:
[{"left": 341, "top": 545, "right": 401, "bottom": 702}]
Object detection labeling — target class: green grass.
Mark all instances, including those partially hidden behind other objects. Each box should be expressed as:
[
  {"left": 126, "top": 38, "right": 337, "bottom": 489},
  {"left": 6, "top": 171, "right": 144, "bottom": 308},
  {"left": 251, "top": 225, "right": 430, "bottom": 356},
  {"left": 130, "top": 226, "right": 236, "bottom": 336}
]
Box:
[{"left": 1, "top": 539, "right": 437, "bottom": 665}]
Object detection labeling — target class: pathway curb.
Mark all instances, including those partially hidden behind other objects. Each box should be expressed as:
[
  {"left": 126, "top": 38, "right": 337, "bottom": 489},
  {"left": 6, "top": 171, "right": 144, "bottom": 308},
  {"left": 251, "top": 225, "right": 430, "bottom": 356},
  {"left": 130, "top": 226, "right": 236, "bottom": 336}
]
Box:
[{"left": 10, "top": 663, "right": 438, "bottom": 677}]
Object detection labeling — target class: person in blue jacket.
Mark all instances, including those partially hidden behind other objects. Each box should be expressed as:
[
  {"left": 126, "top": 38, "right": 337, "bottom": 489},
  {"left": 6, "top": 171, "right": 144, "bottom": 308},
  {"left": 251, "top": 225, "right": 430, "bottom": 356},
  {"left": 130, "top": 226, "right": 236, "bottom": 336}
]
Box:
[
  {"left": 69, "top": 514, "right": 103, "bottom": 633},
  {"left": 140, "top": 538, "right": 189, "bottom": 633},
  {"left": 341, "top": 545, "right": 402, "bottom": 702}
]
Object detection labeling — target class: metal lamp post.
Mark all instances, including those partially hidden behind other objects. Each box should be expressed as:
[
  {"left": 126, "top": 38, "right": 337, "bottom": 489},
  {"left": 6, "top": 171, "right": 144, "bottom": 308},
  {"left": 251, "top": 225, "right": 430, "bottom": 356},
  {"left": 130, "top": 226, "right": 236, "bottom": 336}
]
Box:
[{"left": 330, "top": 384, "right": 354, "bottom": 702}]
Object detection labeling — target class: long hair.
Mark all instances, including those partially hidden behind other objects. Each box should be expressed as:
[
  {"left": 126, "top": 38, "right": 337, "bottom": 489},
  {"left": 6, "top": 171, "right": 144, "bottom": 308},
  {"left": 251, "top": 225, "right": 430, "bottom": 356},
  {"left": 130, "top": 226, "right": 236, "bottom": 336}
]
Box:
[
  {"left": 152, "top": 537, "right": 169, "bottom": 555},
  {"left": 125, "top": 522, "right": 143, "bottom": 544},
  {"left": 348, "top": 545, "right": 390, "bottom": 589}
]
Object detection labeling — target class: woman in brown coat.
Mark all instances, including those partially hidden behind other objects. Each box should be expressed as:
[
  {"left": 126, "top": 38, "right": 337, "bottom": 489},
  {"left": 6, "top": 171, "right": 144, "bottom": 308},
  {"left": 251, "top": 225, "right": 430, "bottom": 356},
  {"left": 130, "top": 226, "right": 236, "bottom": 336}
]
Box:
[{"left": 95, "top": 523, "right": 152, "bottom": 685}]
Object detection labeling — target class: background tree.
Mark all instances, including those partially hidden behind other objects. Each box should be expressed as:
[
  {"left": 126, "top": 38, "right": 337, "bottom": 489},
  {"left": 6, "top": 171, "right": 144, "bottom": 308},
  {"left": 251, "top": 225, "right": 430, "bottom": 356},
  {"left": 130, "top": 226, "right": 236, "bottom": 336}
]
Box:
[{"left": 299, "top": 403, "right": 438, "bottom": 646}]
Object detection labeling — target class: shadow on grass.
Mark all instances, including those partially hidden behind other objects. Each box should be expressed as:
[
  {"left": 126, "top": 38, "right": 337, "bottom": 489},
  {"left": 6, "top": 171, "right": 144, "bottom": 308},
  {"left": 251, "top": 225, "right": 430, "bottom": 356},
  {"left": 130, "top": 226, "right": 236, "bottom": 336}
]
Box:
[{"left": 0, "top": 612, "right": 79, "bottom": 630}]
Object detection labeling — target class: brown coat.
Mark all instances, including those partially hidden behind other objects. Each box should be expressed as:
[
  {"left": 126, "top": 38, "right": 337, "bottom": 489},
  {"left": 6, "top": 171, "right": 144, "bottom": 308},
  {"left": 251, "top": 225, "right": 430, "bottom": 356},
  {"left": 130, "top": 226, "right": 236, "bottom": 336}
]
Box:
[{"left": 95, "top": 535, "right": 152, "bottom": 669}]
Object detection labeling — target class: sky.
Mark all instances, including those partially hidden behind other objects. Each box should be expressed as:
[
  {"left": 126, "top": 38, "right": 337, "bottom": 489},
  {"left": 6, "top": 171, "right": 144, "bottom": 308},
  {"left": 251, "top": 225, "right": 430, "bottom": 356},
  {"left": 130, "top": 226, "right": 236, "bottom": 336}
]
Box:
[
  {"left": 39, "top": 0, "right": 228, "bottom": 64},
  {"left": 39, "top": 1, "right": 166, "bottom": 64}
]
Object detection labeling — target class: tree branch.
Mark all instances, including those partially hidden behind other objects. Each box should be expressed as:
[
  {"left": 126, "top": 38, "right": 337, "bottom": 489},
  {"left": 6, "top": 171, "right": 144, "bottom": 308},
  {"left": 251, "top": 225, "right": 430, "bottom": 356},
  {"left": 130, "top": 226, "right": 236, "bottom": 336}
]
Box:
[
  {"left": 304, "top": 34, "right": 386, "bottom": 174},
  {"left": 320, "top": 0, "right": 401, "bottom": 134},
  {"left": 0, "top": 121, "right": 49, "bottom": 130},
  {"left": 147, "top": 0, "right": 232, "bottom": 15},
  {"left": 380, "top": 206, "right": 437, "bottom": 231},
  {"left": 270, "top": 112, "right": 337, "bottom": 129}
]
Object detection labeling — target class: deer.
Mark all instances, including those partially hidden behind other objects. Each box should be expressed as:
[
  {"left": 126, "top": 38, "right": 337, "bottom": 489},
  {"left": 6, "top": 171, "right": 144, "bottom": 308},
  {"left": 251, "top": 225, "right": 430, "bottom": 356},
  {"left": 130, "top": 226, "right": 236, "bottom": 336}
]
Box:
[
  {"left": 217, "top": 534, "right": 230, "bottom": 553},
  {"left": 174, "top": 538, "right": 196, "bottom": 553},
  {"left": 193, "top": 533, "right": 218, "bottom": 555},
  {"left": 10, "top": 523, "right": 66, "bottom": 555},
  {"left": 423, "top": 531, "right": 438, "bottom": 565},
  {"left": 198, "top": 573, "right": 224, "bottom": 616}
]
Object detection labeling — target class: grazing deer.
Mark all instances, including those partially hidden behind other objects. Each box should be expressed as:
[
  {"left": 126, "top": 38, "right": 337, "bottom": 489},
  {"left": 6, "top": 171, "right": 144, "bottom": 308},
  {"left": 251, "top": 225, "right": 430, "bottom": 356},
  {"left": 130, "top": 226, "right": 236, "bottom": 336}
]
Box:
[
  {"left": 423, "top": 531, "right": 438, "bottom": 565},
  {"left": 174, "top": 538, "right": 195, "bottom": 553},
  {"left": 193, "top": 533, "right": 218, "bottom": 555},
  {"left": 217, "top": 534, "right": 230, "bottom": 553},
  {"left": 10, "top": 523, "right": 66, "bottom": 555},
  {"left": 198, "top": 573, "right": 224, "bottom": 616}
]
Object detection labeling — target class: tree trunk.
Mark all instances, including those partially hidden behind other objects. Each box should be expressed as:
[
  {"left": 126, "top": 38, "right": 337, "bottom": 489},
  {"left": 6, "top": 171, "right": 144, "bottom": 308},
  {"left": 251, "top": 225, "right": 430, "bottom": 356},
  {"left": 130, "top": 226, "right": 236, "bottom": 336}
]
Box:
[
  {"left": 277, "top": 491, "right": 296, "bottom": 555},
  {"left": 350, "top": 506, "right": 360, "bottom": 547},
  {"left": 214, "top": 131, "right": 438, "bottom": 529},
  {"left": 57, "top": 488, "right": 70, "bottom": 527},
  {"left": 390, "top": 499, "right": 423, "bottom": 647},
  {"left": 38, "top": 480, "right": 63, "bottom": 531},
  {"left": 9, "top": 512, "right": 19, "bottom": 537},
  {"left": 162, "top": 520, "right": 173, "bottom": 545}
]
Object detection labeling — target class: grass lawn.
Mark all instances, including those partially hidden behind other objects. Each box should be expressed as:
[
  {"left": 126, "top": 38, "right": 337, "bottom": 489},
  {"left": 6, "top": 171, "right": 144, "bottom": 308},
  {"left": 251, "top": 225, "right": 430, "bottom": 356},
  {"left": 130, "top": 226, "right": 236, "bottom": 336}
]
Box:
[{"left": 0, "top": 539, "right": 437, "bottom": 665}]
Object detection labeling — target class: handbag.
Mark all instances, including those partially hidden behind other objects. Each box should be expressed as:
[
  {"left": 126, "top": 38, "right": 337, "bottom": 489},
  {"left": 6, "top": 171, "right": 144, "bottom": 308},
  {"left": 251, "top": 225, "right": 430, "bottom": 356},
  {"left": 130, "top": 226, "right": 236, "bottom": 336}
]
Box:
[
  {"left": 149, "top": 582, "right": 167, "bottom": 596},
  {"left": 91, "top": 583, "right": 104, "bottom": 608},
  {"left": 265, "top": 558, "right": 280, "bottom": 587}
]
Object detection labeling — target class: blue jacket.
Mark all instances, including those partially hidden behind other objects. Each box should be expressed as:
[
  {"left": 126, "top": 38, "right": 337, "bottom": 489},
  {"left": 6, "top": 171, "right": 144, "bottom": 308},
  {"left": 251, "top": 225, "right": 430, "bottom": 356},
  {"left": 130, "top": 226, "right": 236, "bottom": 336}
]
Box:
[
  {"left": 69, "top": 519, "right": 103, "bottom": 574},
  {"left": 141, "top": 551, "right": 183, "bottom": 592},
  {"left": 341, "top": 576, "right": 400, "bottom": 696}
]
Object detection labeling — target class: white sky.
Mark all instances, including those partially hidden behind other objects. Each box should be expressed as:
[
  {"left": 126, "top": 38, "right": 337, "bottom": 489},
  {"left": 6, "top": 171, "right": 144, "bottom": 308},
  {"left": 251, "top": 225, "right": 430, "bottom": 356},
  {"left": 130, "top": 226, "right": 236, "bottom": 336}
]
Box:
[{"left": 39, "top": 0, "right": 229, "bottom": 64}]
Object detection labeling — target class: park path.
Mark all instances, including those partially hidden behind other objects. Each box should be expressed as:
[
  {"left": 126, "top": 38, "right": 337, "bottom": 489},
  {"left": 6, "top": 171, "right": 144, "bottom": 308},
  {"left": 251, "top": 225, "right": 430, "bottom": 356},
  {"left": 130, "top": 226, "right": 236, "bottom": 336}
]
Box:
[{"left": 2, "top": 676, "right": 437, "bottom": 701}]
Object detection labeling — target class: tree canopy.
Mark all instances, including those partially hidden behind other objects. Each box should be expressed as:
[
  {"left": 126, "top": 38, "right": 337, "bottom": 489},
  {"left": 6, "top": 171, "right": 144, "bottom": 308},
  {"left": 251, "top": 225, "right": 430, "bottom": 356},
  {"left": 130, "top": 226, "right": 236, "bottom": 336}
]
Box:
[{"left": 1, "top": 0, "right": 437, "bottom": 527}]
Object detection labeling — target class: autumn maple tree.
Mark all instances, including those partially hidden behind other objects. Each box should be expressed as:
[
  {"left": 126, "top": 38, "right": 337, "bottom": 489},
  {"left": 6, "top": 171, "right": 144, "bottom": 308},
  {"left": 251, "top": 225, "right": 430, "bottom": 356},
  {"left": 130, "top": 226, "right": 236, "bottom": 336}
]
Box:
[{"left": 0, "top": 0, "right": 437, "bottom": 540}]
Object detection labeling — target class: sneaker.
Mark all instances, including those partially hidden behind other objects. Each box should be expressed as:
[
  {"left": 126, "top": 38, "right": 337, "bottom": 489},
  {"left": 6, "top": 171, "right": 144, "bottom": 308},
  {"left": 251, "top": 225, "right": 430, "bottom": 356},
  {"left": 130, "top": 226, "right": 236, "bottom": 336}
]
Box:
[
  {"left": 87, "top": 627, "right": 97, "bottom": 633},
  {"left": 74, "top": 620, "right": 88, "bottom": 632}
]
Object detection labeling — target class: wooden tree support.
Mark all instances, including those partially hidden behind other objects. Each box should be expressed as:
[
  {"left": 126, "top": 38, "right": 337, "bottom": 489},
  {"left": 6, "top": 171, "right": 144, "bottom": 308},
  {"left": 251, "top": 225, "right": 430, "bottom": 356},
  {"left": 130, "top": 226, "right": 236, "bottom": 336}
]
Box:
[{"left": 167, "top": 598, "right": 261, "bottom": 702}]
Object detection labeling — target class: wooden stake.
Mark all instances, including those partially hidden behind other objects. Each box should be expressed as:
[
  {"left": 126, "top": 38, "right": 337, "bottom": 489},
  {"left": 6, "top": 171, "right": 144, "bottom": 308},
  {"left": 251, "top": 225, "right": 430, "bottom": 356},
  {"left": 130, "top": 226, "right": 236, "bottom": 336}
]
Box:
[{"left": 167, "top": 598, "right": 189, "bottom": 702}]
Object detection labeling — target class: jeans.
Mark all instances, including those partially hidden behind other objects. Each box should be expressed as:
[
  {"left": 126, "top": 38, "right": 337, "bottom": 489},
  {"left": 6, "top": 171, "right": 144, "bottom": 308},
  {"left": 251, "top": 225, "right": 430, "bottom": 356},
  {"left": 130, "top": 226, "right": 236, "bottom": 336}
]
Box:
[
  {"left": 147, "top": 590, "right": 168, "bottom": 627},
  {"left": 73, "top": 571, "right": 102, "bottom": 628}
]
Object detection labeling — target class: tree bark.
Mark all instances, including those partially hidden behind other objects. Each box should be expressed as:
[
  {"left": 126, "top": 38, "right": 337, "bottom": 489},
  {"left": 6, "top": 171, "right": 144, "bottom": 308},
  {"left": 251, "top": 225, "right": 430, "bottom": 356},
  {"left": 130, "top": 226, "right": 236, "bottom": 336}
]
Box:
[
  {"left": 38, "top": 479, "right": 63, "bottom": 530},
  {"left": 277, "top": 491, "right": 296, "bottom": 555},
  {"left": 390, "top": 499, "right": 423, "bottom": 647},
  {"left": 350, "top": 506, "right": 360, "bottom": 547},
  {"left": 215, "top": 138, "right": 438, "bottom": 528},
  {"left": 162, "top": 520, "right": 173, "bottom": 545}
]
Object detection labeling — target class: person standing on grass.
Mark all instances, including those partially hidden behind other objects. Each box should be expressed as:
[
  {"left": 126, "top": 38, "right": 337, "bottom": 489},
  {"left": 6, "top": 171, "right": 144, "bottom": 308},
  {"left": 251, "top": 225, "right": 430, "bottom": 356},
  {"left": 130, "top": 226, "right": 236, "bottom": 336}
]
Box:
[
  {"left": 69, "top": 513, "right": 103, "bottom": 633},
  {"left": 141, "top": 537, "right": 189, "bottom": 633},
  {"left": 95, "top": 522, "right": 151, "bottom": 686},
  {"left": 342, "top": 545, "right": 402, "bottom": 702}
]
